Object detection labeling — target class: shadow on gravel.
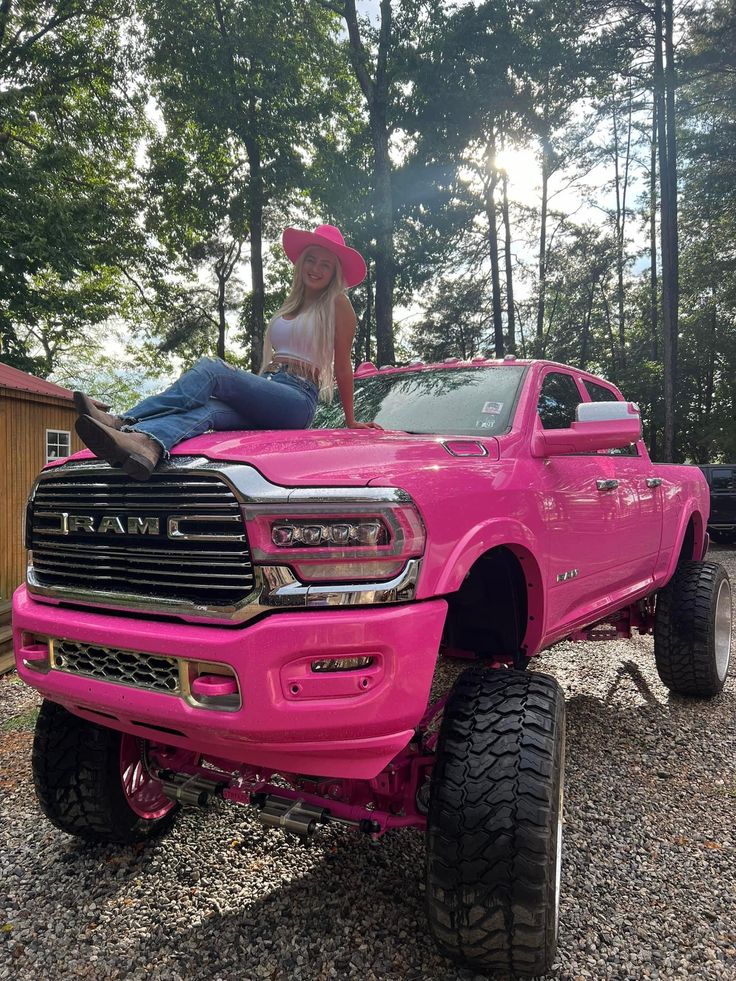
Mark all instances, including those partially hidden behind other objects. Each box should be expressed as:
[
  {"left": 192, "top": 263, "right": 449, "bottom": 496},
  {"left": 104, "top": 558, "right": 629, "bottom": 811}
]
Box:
[{"left": 58, "top": 827, "right": 463, "bottom": 981}]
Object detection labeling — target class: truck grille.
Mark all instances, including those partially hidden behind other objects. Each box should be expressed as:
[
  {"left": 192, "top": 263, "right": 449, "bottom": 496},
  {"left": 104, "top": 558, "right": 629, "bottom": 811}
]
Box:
[
  {"left": 52, "top": 638, "right": 180, "bottom": 694},
  {"left": 28, "top": 470, "right": 254, "bottom": 609}
]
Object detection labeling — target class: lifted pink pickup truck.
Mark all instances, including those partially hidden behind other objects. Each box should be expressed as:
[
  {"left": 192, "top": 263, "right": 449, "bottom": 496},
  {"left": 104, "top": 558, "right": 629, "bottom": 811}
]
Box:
[{"left": 13, "top": 358, "right": 732, "bottom": 977}]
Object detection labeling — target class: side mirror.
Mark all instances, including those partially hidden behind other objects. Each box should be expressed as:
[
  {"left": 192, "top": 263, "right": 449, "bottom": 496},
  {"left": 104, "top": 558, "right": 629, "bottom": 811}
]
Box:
[{"left": 531, "top": 401, "right": 642, "bottom": 457}]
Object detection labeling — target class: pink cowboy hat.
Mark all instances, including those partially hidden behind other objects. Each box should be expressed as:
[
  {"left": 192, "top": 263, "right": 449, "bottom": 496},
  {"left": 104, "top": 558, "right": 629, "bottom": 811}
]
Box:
[{"left": 282, "top": 224, "right": 367, "bottom": 288}]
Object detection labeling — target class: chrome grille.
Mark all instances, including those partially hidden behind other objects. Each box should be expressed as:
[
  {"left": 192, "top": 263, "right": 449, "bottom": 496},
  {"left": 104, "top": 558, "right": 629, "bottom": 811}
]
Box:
[
  {"left": 52, "top": 639, "right": 180, "bottom": 694},
  {"left": 28, "top": 470, "right": 254, "bottom": 607}
]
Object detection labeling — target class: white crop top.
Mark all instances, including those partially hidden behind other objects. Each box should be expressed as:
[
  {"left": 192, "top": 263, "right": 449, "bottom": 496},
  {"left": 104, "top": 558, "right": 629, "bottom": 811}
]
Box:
[{"left": 269, "top": 312, "right": 319, "bottom": 368}]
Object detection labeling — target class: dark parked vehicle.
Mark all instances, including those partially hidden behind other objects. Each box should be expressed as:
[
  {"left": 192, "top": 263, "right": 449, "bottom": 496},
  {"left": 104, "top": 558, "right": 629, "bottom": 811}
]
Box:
[{"left": 700, "top": 464, "right": 736, "bottom": 544}]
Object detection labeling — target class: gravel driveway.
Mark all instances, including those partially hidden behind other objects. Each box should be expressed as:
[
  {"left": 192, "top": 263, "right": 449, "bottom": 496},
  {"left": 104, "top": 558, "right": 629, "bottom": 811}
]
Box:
[{"left": 1, "top": 547, "right": 735, "bottom": 981}]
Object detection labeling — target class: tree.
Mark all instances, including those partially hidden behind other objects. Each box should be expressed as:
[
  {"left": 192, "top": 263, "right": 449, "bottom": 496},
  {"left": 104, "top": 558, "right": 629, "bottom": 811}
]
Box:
[
  {"left": 0, "top": 0, "right": 146, "bottom": 372},
  {"left": 137, "top": 0, "right": 341, "bottom": 367}
]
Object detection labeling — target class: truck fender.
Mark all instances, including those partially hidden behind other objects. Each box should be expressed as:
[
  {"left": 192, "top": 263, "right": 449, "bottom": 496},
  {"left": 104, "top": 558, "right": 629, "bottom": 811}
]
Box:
[
  {"left": 433, "top": 519, "right": 545, "bottom": 656},
  {"left": 658, "top": 502, "right": 707, "bottom": 586}
]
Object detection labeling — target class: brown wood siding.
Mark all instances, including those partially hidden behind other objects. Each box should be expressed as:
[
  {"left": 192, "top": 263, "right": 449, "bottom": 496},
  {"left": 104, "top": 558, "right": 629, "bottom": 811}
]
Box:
[{"left": 0, "top": 389, "right": 83, "bottom": 600}]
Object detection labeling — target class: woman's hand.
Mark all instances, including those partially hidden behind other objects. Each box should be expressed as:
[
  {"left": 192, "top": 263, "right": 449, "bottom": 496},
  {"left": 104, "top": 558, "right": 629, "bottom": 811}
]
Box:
[{"left": 347, "top": 419, "right": 383, "bottom": 430}]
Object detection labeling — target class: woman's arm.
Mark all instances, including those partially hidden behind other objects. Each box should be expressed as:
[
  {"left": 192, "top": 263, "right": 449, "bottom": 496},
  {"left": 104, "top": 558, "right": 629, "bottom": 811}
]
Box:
[{"left": 333, "top": 294, "right": 381, "bottom": 430}]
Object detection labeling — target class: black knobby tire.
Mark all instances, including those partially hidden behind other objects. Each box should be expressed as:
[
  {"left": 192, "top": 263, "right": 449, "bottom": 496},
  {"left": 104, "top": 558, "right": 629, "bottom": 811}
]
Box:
[
  {"left": 33, "top": 700, "right": 178, "bottom": 843},
  {"left": 426, "top": 667, "right": 565, "bottom": 978},
  {"left": 654, "top": 560, "right": 732, "bottom": 697}
]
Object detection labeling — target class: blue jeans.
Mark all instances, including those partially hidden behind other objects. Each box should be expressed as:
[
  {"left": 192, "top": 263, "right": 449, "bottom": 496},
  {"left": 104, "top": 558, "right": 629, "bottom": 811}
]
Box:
[{"left": 125, "top": 357, "right": 319, "bottom": 453}]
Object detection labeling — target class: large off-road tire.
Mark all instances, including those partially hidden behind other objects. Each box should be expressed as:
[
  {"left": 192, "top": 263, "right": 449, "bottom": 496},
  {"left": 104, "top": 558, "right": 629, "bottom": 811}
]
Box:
[
  {"left": 33, "top": 700, "right": 180, "bottom": 843},
  {"left": 654, "top": 560, "right": 732, "bottom": 697},
  {"left": 426, "top": 668, "right": 565, "bottom": 979}
]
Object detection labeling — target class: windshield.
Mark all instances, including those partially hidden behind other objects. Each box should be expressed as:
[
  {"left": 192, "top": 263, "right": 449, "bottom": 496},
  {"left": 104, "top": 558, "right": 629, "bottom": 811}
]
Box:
[{"left": 313, "top": 365, "right": 527, "bottom": 435}]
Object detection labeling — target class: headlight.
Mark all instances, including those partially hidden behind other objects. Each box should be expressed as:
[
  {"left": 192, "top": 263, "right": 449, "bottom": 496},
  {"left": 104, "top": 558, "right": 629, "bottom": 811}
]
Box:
[{"left": 242, "top": 500, "right": 425, "bottom": 583}]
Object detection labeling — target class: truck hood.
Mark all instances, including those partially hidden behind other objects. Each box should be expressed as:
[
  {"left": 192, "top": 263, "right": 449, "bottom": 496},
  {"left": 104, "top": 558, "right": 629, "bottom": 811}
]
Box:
[
  {"left": 65, "top": 428, "right": 498, "bottom": 487},
  {"left": 176, "top": 428, "right": 499, "bottom": 486}
]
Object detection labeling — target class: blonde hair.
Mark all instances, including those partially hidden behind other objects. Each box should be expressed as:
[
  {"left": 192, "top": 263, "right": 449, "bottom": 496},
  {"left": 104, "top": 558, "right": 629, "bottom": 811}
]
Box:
[{"left": 261, "top": 249, "right": 347, "bottom": 401}]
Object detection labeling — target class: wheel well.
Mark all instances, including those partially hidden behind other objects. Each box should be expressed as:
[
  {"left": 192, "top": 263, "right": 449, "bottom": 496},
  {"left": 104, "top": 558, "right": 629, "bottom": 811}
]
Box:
[
  {"left": 444, "top": 546, "right": 529, "bottom": 660},
  {"left": 678, "top": 518, "right": 695, "bottom": 563}
]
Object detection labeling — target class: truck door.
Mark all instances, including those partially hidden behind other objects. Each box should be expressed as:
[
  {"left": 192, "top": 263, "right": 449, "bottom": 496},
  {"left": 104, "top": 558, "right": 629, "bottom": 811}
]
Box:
[
  {"left": 533, "top": 370, "right": 624, "bottom": 630},
  {"left": 581, "top": 379, "right": 662, "bottom": 587}
]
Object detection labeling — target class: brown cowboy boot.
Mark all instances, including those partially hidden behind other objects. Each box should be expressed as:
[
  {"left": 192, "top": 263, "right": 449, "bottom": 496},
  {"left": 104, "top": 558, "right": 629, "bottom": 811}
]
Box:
[
  {"left": 75, "top": 416, "right": 162, "bottom": 480},
  {"left": 73, "top": 391, "right": 125, "bottom": 431}
]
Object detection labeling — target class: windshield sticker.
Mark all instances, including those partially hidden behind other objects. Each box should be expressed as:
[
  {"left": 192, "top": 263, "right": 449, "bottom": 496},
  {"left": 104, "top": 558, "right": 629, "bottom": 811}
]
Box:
[
  {"left": 482, "top": 401, "right": 503, "bottom": 415},
  {"left": 475, "top": 419, "right": 495, "bottom": 429}
]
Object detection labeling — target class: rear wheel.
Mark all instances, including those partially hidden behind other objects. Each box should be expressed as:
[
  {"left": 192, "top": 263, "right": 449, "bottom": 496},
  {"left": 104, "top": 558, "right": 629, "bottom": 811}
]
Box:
[
  {"left": 33, "top": 700, "right": 185, "bottom": 842},
  {"left": 426, "top": 667, "right": 565, "bottom": 978},
  {"left": 654, "top": 561, "right": 732, "bottom": 697}
]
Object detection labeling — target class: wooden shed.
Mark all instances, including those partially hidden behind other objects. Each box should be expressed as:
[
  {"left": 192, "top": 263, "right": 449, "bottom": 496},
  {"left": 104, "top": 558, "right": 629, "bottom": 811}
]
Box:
[{"left": 0, "top": 362, "right": 85, "bottom": 601}]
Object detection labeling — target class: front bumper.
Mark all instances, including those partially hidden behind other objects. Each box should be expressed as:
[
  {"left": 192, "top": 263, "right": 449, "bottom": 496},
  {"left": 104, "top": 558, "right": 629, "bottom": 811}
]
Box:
[{"left": 12, "top": 586, "right": 447, "bottom": 779}]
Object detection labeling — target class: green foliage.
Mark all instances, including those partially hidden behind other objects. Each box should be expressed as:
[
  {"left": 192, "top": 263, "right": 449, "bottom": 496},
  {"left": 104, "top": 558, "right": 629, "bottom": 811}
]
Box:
[
  {"left": 0, "top": 0, "right": 147, "bottom": 372},
  {"left": 0, "top": 0, "right": 732, "bottom": 462},
  {"left": 134, "top": 0, "right": 343, "bottom": 362}
]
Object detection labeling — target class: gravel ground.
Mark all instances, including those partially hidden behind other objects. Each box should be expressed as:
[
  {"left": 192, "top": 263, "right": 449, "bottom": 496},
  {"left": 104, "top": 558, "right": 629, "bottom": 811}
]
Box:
[{"left": 1, "top": 546, "right": 735, "bottom": 981}]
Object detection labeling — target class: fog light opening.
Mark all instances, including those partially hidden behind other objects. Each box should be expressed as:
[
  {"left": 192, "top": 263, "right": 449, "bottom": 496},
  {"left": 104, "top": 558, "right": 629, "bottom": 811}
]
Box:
[{"left": 311, "top": 656, "right": 375, "bottom": 673}]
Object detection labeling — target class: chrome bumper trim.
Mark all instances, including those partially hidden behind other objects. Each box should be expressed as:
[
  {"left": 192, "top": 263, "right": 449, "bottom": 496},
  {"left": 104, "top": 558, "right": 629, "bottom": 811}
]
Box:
[
  {"left": 43, "top": 457, "right": 412, "bottom": 505},
  {"left": 26, "top": 559, "right": 421, "bottom": 623}
]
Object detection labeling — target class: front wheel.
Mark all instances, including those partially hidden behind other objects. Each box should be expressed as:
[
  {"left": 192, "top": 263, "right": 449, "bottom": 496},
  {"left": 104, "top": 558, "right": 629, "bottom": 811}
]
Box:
[
  {"left": 33, "top": 700, "right": 183, "bottom": 843},
  {"left": 654, "top": 561, "right": 732, "bottom": 697},
  {"left": 426, "top": 668, "right": 565, "bottom": 978}
]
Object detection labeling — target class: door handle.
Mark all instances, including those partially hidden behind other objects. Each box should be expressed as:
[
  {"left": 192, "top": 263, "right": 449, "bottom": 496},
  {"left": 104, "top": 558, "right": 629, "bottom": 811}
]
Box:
[
  {"left": 646, "top": 477, "right": 662, "bottom": 488},
  {"left": 596, "top": 479, "right": 619, "bottom": 492}
]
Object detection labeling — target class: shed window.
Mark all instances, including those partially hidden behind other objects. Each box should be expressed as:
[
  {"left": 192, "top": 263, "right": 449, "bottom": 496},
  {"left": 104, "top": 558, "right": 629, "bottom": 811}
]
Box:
[{"left": 46, "top": 430, "right": 71, "bottom": 462}]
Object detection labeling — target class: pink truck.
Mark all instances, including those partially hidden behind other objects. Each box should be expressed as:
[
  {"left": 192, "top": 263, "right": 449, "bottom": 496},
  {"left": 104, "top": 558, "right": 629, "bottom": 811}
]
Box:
[{"left": 12, "top": 357, "right": 732, "bottom": 977}]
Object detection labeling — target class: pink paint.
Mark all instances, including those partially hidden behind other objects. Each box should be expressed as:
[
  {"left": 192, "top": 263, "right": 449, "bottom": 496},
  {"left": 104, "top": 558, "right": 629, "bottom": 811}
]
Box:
[
  {"left": 191, "top": 675, "right": 239, "bottom": 697},
  {"left": 14, "top": 586, "right": 446, "bottom": 779}
]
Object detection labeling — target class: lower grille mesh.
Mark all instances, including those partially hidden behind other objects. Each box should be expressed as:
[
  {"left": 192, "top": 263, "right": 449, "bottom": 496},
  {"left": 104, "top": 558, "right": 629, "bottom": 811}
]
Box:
[{"left": 53, "top": 639, "right": 180, "bottom": 694}]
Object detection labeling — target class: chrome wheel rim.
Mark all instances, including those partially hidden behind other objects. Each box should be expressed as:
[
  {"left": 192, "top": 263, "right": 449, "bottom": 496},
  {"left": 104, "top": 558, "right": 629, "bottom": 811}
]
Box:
[
  {"left": 120, "top": 735, "right": 174, "bottom": 820},
  {"left": 714, "top": 578, "right": 732, "bottom": 682}
]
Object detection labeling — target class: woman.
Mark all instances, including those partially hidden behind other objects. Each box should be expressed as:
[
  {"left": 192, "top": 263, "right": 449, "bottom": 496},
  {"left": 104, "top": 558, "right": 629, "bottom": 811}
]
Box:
[{"left": 74, "top": 224, "right": 380, "bottom": 480}]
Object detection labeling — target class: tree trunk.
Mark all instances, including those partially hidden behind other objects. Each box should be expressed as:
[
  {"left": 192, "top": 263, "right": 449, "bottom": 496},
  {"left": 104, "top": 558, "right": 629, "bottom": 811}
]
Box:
[
  {"left": 214, "top": 239, "right": 242, "bottom": 360},
  {"left": 216, "top": 262, "right": 227, "bottom": 360},
  {"left": 579, "top": 285, "right": 595, "bottom": 371},
  {"left": 247, "top": 139, "right": 265, "bottom": 372},
  {"left": 485, "top": 134, "right": 504, "bottom": 357},
  {"left": 600, "top": 284, "right": 617, "bottom": 383},
  {"left": 343, "top": 0, "right": 395, "bottom": 366},
  {"left": 501, "top": 170, "right": 516, "bottom": 354},
  {"left": 356, "top": 263, "right": 373, "bottom": 364},
  {"left": 372, "top": 111, "right": 395, "bottom": 365},
  {"left": 655, "top": 0, "right": 678, "bottom": 461},
  {"left": 536, "top": 135, "right": 551, "bottom": 353},
  {"left": 649, "top": 99, "right": 658, "bottom": 361},
  {"left": 612, "top": 81, "right": 633, "bottom": 368}
]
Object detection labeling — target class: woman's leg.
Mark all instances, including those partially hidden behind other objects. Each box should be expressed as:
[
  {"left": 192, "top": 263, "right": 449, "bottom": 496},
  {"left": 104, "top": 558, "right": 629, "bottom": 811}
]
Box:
[
  {"left": 128, "top": 357, "right": 308, "bottom": 423},
  {"left": 126, "top": 399, "right": 250, "bottom": 453},
  {"left": 126, "top": 378, "right": 316, "bottom": 453},
  {"left": 127, "top": 357, "right": 234, "bottom": 421}
]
